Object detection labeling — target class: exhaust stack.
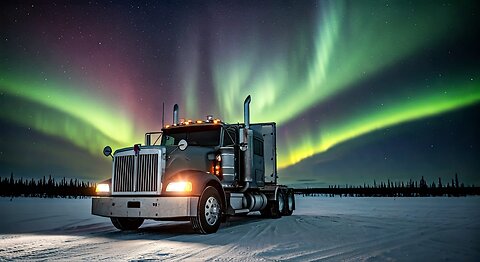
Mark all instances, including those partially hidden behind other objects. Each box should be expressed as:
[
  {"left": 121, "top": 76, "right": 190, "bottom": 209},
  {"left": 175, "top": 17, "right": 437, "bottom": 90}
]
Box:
[
  {"left": 173, "top": 104, "right": 179, "bottom": 125},
  {"left": 244, "top": 95, "right": 251, "bottom": 129},
  {"left": 241, "top": 95, "right": 253, "bottom": 185}
]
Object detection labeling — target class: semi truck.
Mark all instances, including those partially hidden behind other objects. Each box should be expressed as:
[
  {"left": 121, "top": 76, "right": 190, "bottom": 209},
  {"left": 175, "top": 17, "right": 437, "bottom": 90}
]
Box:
[{"left": 92, "top": 95, "right": 295, "bottom": 234}]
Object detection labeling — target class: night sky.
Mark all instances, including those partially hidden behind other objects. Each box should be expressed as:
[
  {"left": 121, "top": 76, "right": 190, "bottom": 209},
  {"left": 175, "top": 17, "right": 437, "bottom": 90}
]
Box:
[{"left": 1, "top": 1, "right": 479, "bottom": 187}]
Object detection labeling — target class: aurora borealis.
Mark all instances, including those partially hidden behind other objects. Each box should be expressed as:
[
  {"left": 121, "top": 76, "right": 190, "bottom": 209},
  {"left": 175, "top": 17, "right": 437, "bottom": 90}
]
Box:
[{"left": 1, "top": 1, "right": 479, "bottom": 186}]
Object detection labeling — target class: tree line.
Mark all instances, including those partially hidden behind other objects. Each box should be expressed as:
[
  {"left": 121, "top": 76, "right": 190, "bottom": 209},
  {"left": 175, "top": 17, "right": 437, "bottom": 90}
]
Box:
[
  {"left": 295, "top": 174, "right": 480, "bottom": 197},
  {"left": 0, "top": 173, "right": 96, "bottom": 198},
  {"left": 1, "top": 173, "right": 479, "bottom": 198}
]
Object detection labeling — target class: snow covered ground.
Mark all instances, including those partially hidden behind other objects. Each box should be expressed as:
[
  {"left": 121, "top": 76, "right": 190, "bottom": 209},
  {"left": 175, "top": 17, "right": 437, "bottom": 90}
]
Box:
[{"left": 1, "top": 196, "right": 479, "bottom": 261}]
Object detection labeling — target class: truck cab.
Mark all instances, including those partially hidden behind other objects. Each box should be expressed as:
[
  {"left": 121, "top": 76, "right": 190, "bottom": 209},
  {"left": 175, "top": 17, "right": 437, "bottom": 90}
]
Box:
[{"left": 92, "top": 96, "right": 295, "bottom": 234}]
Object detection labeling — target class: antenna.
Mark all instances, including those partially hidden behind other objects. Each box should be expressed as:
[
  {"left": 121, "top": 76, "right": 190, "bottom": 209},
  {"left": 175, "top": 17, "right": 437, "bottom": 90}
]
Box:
[{"left": 162, "top": 102, "right": 165, "bottom": 127}]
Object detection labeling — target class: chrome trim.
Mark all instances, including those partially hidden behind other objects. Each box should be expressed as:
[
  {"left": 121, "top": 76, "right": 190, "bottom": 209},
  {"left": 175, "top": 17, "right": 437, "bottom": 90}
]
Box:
[
  {"left": 92, "top": 196, "right": 199, "bottom": 218},
  {"left": 111, "top": 148, "right": 165, "bottom": 195}
]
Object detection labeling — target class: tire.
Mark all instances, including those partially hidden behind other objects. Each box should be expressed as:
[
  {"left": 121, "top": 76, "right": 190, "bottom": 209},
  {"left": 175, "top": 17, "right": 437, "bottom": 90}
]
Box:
[
  {"left": 284, "top": 190, "right": 294, "bottom": 216},
  {"left": 261, "top": 190, "right": 284, "bottom": 219},
  {"left": 191, "top": 186, "right": 222, "bottom": 234},
  {"left": 110, "top": 217, "right": 144, "bottom": 231}
]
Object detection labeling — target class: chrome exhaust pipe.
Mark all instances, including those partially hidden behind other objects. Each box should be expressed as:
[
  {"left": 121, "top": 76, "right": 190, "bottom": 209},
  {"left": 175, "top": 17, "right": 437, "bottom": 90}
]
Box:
[
  {"left": 244, "top": 95, "right": 251, "bottom": 129},
  {"left": 241, "top": 95, "right": 253, "bottom": 185},
  {"left": 173, "top": 104, "right": 179, "bottom": 125}
]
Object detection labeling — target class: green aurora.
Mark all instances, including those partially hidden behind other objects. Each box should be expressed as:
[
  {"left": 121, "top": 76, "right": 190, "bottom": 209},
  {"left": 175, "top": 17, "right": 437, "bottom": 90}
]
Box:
[
  {"left": 280, "top": 77, "right": 480, "bottom": 167},
  {"left": 211, "top": 1, "right": 467, "bottom": 125},
  {"left": 0, "top": 76, "right": 135, "bottom": 156}
]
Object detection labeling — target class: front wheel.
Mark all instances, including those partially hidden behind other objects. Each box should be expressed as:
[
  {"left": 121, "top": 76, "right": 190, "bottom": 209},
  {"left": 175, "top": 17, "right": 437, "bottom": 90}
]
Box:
[
  {"left": 110, "top": 217, "right": 144, "bottom": 231},
  {"left": 191, "top": 186, "right": 222, "bottom": 234}
]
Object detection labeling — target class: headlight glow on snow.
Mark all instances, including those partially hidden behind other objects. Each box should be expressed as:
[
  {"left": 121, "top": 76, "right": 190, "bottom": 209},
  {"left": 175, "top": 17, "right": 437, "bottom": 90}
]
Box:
[{"left": 166, "top": 181, "right": 192, "bottom": 192}]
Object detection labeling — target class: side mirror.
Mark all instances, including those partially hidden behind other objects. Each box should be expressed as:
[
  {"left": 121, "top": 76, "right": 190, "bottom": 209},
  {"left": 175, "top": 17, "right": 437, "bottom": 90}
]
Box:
[
  {"left": 103, "top": 146, "right": 113, "bottom": 158},
  {"left": 240, "top": 143, "right": 248, "bottom": 151},
  {"left": 145, "top": 134, "right": 151, "bottom": 146},
  {"left": 178, "top": 139, "right": 188, "bottom": 151}
]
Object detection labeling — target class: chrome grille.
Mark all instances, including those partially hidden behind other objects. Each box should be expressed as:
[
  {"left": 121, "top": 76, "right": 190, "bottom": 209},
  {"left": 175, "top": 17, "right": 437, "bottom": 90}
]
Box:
[
  {"left": 112, "top": 149, "right": 163, "bottom": 194},
  {"left": 113, "top": 155, "right": 135, "bottom": 192},
  {"left": 136, "top": 154, "right": 158, "bottom": 192}
]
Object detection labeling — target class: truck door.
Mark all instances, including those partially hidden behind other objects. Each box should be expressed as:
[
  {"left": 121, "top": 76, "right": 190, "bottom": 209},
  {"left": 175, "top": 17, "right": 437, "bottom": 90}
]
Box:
[{"left": 253, "top": 137, "right": 265, "bottom": 187}]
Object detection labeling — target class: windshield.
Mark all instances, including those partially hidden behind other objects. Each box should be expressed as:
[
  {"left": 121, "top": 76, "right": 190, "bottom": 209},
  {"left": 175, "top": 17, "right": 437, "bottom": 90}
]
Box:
[{"left": 161, "top": 125, "right": 221, "bottom": 146}]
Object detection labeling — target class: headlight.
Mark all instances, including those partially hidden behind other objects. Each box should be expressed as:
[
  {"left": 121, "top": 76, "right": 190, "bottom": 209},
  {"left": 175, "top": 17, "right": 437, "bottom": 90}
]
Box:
[
  {"left": 166, "top": 181, "right": 192, "bottom": 192},
  {"left": 95, "top": 183, "right": 110, "bottom": 194}
]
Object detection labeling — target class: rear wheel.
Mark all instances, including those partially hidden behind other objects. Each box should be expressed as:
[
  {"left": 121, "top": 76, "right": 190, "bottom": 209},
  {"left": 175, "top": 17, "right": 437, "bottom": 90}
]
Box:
[
  {"left": 284, "top": 190, "right": 295, "bottom": 216},
  {"left": 110, "top": 217, "right": 144, "bottom": 231},
  {"left": 261, "top": 190, "right": 284, "bottom": 219},
  {"left": 191, "top": 186, "right": 222, "bottom": 234}
]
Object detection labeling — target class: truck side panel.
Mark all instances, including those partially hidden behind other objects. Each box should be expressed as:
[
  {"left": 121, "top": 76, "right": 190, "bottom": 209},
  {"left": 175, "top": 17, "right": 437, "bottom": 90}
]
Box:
[{"left": 250, "top": 123, "right": 277, "bottom": 184}]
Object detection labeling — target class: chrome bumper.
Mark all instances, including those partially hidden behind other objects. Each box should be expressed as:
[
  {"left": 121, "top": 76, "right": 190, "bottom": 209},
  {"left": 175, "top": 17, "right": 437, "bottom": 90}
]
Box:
[{"left": 92, "top": 196, "right": 199, "bottom": 218}]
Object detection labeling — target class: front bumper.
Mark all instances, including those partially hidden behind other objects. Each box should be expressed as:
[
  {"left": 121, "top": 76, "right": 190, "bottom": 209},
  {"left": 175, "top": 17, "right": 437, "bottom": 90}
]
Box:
[{"left": 92, "top": 196, "right": 199, "bottom": 219}]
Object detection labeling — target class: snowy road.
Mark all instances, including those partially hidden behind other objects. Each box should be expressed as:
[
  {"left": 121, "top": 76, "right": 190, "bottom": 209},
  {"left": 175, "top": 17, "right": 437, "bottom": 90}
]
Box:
[{"left": 1, "top": 197, "right": 479, "bottom": 261}]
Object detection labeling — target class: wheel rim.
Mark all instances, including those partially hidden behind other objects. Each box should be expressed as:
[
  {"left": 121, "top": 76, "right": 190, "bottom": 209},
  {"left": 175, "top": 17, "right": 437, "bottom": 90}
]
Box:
[
  {"left": 288, "top": 194, "right": 294, "bottom": 211},
  {"left": 205, "top": 196, "right": 220, "bottom": 226},
  {"left": 278, "top": 193, "right": 285, "bottom": 212}
]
